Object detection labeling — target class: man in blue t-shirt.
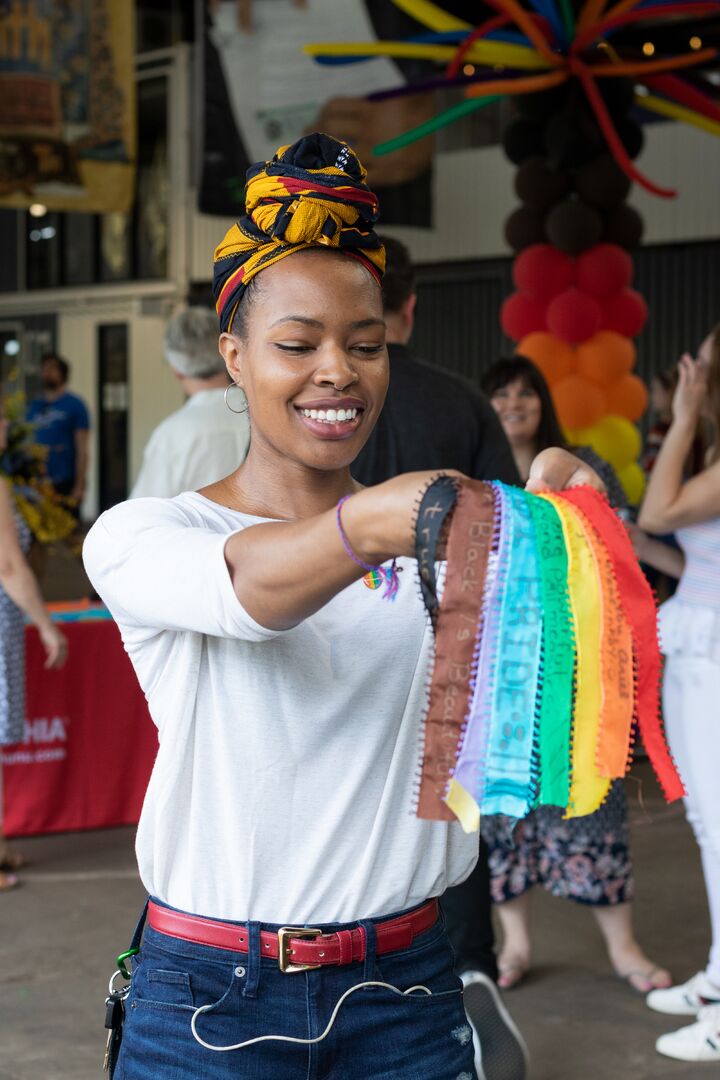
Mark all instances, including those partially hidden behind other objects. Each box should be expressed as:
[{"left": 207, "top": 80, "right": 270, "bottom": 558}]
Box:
[{"left": 28, "top": 353, "right": 91, "bottom": 510}]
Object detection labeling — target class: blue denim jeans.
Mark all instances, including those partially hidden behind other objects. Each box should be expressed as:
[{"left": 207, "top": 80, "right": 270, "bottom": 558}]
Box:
[{"left": 114, "top": 899, "right": 477, "bottom": 1080}]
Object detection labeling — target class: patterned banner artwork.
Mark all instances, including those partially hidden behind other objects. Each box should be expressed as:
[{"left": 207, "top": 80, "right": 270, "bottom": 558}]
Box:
[
  {"left": 0, "top": 0, "right": 135, "bottom": 213},
  {"left": 414, "top": 479, "right": 684, "bottom": 832}
]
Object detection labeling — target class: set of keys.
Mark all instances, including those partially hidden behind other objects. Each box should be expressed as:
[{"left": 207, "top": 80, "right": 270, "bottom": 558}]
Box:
[{"left": 103, "top": 973, "right": 131, "bottom": 1072}]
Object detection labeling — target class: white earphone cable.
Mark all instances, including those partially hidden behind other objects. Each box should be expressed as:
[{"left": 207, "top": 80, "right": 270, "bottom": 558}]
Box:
[{"left": 190, "top": 979, "right": 432, "bottom": 1053}]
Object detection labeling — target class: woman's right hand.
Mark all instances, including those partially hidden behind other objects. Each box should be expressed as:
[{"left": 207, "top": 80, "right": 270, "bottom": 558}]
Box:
[{"left": 39, "top": 622, "right": 68, "bottom": 670}]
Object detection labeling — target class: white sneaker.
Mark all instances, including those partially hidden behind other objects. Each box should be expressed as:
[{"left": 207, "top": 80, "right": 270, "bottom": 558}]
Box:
[
  {"left": 647, "top": 971, "right": 720, "bottom": 1016},
  {"left": 656, "top": 1005, "right": 720, "bottom": 1062},
  {"left": 461, "top": 970, "right": 530, "bottom": 1080}
]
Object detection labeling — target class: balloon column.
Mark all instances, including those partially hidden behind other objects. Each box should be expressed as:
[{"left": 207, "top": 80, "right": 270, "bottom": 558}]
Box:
[
  {"left": 306, "top": 0, "right": 720, "bottom": 501},
  {"left": 501, "top": 79, "right": 650, "bottom": 505}
]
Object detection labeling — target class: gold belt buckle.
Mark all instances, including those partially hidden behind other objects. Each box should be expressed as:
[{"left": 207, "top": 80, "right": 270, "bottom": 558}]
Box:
[{"left": 277, "top": 927, "right": 323, "bottom": 973}]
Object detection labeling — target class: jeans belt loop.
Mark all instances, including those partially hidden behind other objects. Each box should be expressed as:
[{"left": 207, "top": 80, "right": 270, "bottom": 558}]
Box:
[
  {"left": 242, "top": 921, "right": 261, "bottom": 998},
  {"left": 360, "top": 918, "right": 377, "bottom": 982}
]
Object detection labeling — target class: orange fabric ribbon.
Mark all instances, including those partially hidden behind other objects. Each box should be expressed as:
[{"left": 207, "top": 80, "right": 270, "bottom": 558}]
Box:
[{"left": 558, "top": 488, "right": 684, "bottom": 802}]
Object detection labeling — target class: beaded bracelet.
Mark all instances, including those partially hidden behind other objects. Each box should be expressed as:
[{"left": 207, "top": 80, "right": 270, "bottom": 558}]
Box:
[{"left": 336, "top": 495, "right": 400, "bottom": 601}]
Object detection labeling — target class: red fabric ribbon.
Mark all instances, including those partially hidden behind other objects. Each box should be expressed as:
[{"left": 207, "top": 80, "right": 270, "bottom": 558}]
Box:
[{"left": 644, "top": 74, "right": 720, "bottom": 124}]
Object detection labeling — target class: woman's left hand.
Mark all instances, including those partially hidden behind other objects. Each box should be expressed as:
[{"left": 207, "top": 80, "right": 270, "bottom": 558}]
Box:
[
  {"left": 671, "top": 352, "right": 707, "bottom": 427},
  {"left": 39, "top": 623, "right": 68, "bottom": 670},
  {"left": 526, "top": 447, "right": 606, "bottom": 495}
]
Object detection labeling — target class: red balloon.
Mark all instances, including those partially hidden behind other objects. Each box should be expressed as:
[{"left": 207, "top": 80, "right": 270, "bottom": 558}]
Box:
[
  {"left": 501, "top": 291, "right": 547, "bottom": 341},
  {"left": 575, "top": 244, "right": 633, "bottom": 299},
  {"left": 546, "top": 288, "right": 602, "bottom": 345},
  {"left": 552, "top": 376, "right": 606, "bottom": 429},
  {"left": 513, "top": 244, "right": 575, "bottom": 301},
  {"left": 602, "top": 289, "right": 648, "bottom": 338}
]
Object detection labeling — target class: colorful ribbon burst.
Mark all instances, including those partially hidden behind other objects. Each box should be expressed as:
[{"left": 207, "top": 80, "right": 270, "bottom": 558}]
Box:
[
  {"left": 413, "top": 479, "right": 684, "bottom": 832},
  {"left": 305, "top": 0, "right": 720, "bottom": 198}
]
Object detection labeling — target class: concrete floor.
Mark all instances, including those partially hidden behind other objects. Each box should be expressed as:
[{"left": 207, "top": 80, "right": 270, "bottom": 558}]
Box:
[{"left": 0, "top": 764, "right": 712, "bottom": 1080}]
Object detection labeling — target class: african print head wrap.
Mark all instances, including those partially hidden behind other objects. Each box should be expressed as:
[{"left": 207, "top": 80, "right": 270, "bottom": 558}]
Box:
[{"left": 212, "top": 133, "right": 386, "bottom": 334}]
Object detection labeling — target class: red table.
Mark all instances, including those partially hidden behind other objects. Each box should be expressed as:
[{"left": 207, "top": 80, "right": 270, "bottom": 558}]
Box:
[{"left": 2, "top": 617, "right": 157, "bottom": 837}]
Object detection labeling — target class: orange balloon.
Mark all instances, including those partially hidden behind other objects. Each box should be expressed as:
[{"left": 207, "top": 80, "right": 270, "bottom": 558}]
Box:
[
  {"left": 576, "top": 331, "right": 636, "bottom": 386},
  {"left": 552, "top": 376, "right": 606, "bottom": 430},
  {"left": 516, "top": 332, "right": 576, "bottom": 386},
  {"left": 603, "top": 374, "right": 649, "bottom": 421}
]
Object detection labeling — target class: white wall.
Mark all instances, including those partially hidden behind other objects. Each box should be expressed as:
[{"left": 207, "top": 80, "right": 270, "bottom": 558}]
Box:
[
  {"left": 57, "top": 302, "right": 184, "bottom": 518},
  {"left": 190, "top": 121, "right": 720, "bottom": 274}
]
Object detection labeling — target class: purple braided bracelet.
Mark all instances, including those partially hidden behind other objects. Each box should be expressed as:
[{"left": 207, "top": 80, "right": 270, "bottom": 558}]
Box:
[{"left": 336, "top": 495, "right": 400, "bottom": 601}]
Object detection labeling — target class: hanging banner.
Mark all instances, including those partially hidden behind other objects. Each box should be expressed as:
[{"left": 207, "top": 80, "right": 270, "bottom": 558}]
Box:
[{"left": 0, "top": 0, "right": 136, "bottom": 213}]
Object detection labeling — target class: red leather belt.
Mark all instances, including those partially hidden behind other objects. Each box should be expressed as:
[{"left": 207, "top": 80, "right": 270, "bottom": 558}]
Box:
[{"left": 148, "top": 898, "right": 439, "bottom": 974}]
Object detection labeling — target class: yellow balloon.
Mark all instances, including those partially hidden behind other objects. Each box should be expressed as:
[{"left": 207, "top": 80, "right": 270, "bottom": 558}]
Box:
[
  {"left": 618, "top": 462, "right": 646, "bottom": 507},
  {"left": 637, "top": 93, "right": 720, "bottom": 139},
  {"left": 391, "top": 0, "right": 470, "bottom": 32},
  {"left": 573, "top": 415, "right": 641, "bottom": 471},
  {"left": 304, "top": 39, "right": 548, "bottom": 71}
]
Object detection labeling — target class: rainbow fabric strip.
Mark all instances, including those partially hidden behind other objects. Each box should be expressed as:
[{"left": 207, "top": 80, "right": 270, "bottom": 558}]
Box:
[{"left": 416, "top": 479, "right": 684, "bottom": 832}]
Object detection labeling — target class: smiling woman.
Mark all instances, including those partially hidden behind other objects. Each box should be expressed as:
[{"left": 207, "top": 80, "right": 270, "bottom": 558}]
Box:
[
  {"left": 218, "top": 251, "right": 388, "bottom": 462},
  {"left": 83, "top": 133, "right": 603, "bottom": 1080}
]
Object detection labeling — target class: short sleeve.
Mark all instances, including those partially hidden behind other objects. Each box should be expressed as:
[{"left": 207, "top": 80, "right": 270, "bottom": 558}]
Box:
[
  {"left": 129, "top": 425, "right": 183, "bottom": 500},
  {"left": 82, "top": 499, "right": 285, "bottom": 642},
  {"left": 72, "top": 396, "right": 90, "bottom": 431}
]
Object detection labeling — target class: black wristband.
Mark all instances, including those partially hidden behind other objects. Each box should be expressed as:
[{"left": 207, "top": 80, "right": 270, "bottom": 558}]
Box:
[{"left": 414, "top": 475, "right": 460, "bottom": 624}]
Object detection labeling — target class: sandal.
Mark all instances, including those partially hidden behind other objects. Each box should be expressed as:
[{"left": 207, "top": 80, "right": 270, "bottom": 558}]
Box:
[
  {"left": 497, "top": 960, "right": 530, "bottom": 990},
  {"left": 0, "top": 870, "right": 19, "bottom": 892},
  {"left": 618, "top": 966, "right": 672, "bottom": 994},
  {"left": 0, "top": 846, "right": 28, "bottom": 872}
]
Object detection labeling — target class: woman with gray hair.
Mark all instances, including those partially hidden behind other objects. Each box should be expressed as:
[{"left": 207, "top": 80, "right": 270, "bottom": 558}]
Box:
[{"left": 130, "top": 307, "right": 250, "bottom": 499}]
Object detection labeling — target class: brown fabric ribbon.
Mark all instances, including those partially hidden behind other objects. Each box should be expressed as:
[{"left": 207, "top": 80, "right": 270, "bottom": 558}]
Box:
[{"left": 416, "top": 481, "right": 496, "bottom": 820}]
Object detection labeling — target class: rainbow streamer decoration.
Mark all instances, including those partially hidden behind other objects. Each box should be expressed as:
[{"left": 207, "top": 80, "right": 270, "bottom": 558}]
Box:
[
  {"left": 414, "top": 478, "right": 684, "bottom": 832},
  {"left": 305, "top": 0, "right": 720, "bottom": 200}
]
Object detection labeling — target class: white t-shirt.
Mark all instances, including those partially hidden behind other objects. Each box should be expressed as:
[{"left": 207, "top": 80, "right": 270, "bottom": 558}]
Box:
[
  {"left": 130, "top": 389, "right": 250, "bottom": 499},
  {"left": 83, "top": 492, "right": 476, "bottom": 923}
]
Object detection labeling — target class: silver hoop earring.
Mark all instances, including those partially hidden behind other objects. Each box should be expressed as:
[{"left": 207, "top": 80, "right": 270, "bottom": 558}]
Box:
[{"left": 225, "top": 383, "right": 249, "bottom": 415}]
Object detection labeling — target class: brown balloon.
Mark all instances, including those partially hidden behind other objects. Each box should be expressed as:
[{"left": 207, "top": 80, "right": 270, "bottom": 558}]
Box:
[{"left": 545, "top": 198, "right": 604, "bottom": 256}]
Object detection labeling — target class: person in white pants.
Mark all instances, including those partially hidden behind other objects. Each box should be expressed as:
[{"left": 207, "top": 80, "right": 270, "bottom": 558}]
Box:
[{"left": 633, "top": 323, "right": 720, "bottom": 1063}]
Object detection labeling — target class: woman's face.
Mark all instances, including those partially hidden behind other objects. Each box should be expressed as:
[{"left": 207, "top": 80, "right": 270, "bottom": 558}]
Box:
[
  {"left": 220, "top": 250, "right": 388, "bottom": 472},
  {"left": 489, "top": 378, "right": 542, "bottom": 447}
]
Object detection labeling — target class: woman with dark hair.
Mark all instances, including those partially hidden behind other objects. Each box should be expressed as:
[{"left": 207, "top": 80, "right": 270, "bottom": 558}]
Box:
[
  {"left": 478, "top": 355, "right": 670, "bottom": 995},
  {"left": 633, "top": 327, "right": 720, "bottom": 1063},
  {"left": 482, "top": 356, "right": 626, "bottom": 503},
  {"left": 83, "top": 135, "right": 604, "bottom": 1080}
]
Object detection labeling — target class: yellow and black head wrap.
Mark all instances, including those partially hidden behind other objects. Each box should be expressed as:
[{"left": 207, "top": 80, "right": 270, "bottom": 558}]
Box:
[{"left": 212, "top": 133, "right": 385, "bottom": 334}]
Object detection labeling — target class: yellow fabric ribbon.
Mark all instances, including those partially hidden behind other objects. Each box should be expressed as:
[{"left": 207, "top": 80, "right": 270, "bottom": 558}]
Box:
[{"left": 541, "top": 495, "right": 611, "bottom": 818}]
